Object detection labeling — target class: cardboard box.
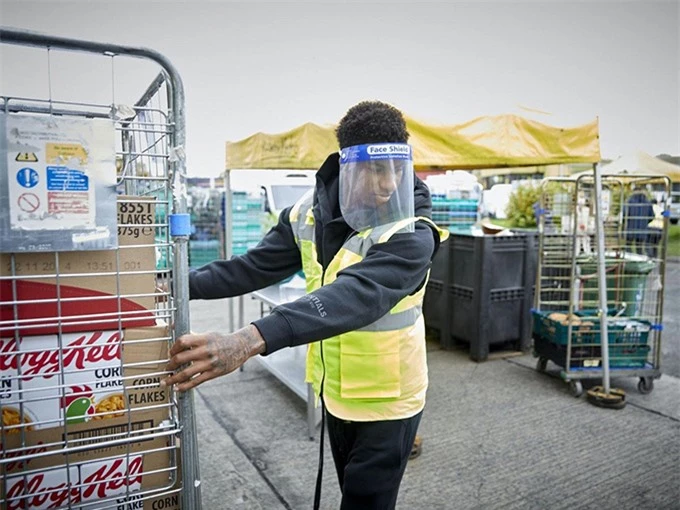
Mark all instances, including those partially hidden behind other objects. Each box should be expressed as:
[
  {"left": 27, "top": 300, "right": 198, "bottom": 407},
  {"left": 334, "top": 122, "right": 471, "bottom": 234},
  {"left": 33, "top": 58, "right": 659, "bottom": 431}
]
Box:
[
  {"left": 0, "top": 324, "right": 171, "bottom": 435},
  {"left": 0, "top": 196, "right": 158, "bottom": 336},
  {"left": 115, "top": 451, "right": 182, "bottom": 510},
  {"left": 2, "top": 437, "right": 179, "bottom": 510},
  {"left": 0, "top": 324, "right": 177, "bottom": 508}
]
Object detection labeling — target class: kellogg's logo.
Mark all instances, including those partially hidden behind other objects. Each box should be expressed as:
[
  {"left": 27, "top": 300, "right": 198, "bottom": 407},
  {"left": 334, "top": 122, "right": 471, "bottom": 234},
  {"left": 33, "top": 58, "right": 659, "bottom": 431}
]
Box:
[
  {"left": 5, "top": 455, "right": 143, "bottom": 509},
  {"left": 5, "top": 470, "right": 80, "bottom": 510},
  {"left": 0, "top": 331, "right": 122, "bottom": 381},
  {"left": 81, "top": 456, "right": 144, "bottom": 501}
]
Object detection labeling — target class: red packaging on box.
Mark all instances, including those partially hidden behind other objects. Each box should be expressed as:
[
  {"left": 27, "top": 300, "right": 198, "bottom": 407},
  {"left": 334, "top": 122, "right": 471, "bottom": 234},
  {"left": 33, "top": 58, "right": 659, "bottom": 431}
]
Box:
[{"left": 0, "top": 196, "right": 158, "bottom": 336}]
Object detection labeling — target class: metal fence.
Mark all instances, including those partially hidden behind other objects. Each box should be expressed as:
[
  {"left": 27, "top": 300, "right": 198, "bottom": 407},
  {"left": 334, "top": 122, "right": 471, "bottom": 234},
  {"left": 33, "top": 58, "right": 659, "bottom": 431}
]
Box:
[{"left": 0, "top": 28, "right": 200, "bottom": 509}]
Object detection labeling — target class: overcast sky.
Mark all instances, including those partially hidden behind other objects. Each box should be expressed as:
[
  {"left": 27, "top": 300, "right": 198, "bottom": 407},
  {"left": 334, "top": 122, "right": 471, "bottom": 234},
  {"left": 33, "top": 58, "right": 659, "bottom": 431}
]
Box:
[{"left": 1, "top": 1, "right": 678, "bottom": 178}]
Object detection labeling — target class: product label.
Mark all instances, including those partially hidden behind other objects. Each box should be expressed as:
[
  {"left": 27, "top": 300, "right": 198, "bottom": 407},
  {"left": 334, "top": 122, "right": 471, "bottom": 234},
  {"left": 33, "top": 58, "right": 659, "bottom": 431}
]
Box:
[
  {"left": 0, "top": 331, "right": 125, "bottom": 432},
  {"left": 117, "top": 200, "right": 155, "bottom": 241},
  {"left": 4, "top": 455, "right": 143, "bottom": 509},
  {"left": 339, "top": 143, "right": 412, "bottom": 163},
  {"left": 5, "top": 466, "right": 79, "bottom": 510}
]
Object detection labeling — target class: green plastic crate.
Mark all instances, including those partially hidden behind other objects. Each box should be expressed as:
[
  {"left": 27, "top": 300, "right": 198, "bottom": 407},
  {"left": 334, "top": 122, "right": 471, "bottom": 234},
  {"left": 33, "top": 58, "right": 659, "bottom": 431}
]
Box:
[{"left": 532, "top": 310, "right": 650, "bottom": 346}]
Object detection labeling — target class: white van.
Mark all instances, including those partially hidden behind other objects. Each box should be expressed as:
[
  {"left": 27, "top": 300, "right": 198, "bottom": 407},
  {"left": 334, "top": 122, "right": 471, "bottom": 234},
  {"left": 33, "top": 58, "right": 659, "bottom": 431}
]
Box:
[
  {"left": 482, "top": 183, "right": 513, "bottom": 219},
  {"left": 260, "top": 172, "right": 315, "bottom": 229}
]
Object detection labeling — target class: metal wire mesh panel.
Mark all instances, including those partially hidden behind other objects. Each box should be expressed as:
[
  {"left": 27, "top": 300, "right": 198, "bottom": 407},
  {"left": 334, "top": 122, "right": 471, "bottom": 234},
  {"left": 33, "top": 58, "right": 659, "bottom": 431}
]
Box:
[
  {"left": 533, "top": 173, "right": 671, "bottom": 390},
  {"left": 0, "top": 29, "right": 198, "bottom": 509}
]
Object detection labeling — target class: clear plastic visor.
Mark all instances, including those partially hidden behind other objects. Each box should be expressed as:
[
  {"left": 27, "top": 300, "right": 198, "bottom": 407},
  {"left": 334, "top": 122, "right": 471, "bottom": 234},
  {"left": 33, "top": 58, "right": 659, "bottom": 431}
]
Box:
[{"left": 339, "top": 143, "right": 415, "bottom": 232}]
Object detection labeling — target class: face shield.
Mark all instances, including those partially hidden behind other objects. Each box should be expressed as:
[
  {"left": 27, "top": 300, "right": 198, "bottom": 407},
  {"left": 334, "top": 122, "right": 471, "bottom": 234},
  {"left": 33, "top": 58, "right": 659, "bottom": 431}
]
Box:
[{"left": 339, "top": 143, "right": 415, "bottom": 232}]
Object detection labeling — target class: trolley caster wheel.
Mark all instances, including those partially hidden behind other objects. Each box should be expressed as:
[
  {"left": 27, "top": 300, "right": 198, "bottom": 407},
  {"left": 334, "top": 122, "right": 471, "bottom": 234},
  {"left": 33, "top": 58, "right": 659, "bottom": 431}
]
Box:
[
  {"left": 536, "top": 357, "right": 548, "bottom": 373},
  {"left": 638, "top": 377, "right": 654, "bottom": 395},
  {"left": 569, "top": 380, "right": 583, "bottom": 398}
]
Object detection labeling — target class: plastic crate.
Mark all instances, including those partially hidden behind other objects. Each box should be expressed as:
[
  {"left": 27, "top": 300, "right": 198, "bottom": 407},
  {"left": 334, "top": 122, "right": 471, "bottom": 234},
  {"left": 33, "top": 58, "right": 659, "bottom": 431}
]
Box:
[
  {"left": 189, "top": 239, "right": 221, "bottom": 268},
  {"left": 534, "top": 335, "right": 651, "bottom": 370},
  {"left": 608, "top": 344, "right": 651, "bottom": 368},
  {"left": 423, "top": 279, "right": 445, "bottom": 330},
  {"left": 532, "top": 310, "right": 650, "bottom": 346},
  {"left": 431, "top": 197, "right": 480, "bottom": 229},
  {"left": 532, "top": 310, "right": 597, "bottom": 345},
  {"left": 423, "top": 232, "right": 538, "bottom": 361}
]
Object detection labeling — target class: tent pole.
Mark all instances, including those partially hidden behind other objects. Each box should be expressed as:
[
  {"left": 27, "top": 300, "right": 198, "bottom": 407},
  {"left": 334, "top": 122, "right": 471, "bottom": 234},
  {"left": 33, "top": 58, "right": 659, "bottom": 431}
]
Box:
[{"left": 224, "top": 170, "right": 235, "bottom": 332}]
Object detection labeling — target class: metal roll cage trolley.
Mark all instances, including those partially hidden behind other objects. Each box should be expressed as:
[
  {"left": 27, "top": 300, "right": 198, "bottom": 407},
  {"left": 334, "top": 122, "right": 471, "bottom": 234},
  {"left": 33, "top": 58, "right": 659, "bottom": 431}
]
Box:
[
  {"left": 1, "top": 28, "right": 201, "bottom": 509},
  {"left": 533, "top": 163, "right": 670, "bottom": 406}
]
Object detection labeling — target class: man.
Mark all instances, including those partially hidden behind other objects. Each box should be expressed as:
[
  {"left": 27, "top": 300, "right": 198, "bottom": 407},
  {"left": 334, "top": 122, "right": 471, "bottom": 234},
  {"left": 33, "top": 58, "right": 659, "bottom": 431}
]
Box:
[
  {"left": 162, "top": 101, "right": 447, "bottom": 509},
  {"left": 624, "top": 186, "right": 656, "bottom": 257}
]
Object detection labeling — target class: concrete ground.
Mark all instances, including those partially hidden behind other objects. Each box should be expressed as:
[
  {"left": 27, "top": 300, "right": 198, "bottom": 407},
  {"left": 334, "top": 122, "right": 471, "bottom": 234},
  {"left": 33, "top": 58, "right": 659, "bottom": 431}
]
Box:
[
  {"left": 187, "top": 272, "right": 680, "bottom": 509},
  {"left": 660, "top": 258, "right": 679, "bottom": 377}
]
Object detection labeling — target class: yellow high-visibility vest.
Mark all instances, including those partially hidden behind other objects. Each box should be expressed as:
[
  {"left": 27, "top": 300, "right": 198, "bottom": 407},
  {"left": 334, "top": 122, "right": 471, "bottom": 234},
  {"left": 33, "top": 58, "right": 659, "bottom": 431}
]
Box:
[{"left": 289, "top": 191, "right": 449, "bottom": 421}]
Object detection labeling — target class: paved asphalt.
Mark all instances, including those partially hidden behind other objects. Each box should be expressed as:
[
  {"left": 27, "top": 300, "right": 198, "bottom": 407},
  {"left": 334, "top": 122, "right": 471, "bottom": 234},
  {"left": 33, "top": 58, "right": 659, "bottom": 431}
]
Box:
[
  {"left": 661, "top": 258, "right": 679, "bottom": 377},
  {"left": 187, "top": 266, "right": 679, "bottom": 509}
]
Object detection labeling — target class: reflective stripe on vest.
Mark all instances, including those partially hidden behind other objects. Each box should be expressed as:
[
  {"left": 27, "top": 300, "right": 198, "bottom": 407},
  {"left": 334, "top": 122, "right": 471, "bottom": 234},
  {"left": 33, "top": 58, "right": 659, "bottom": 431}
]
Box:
[{"left": 289, "top": 192, "right": 448, "bottom": 421}]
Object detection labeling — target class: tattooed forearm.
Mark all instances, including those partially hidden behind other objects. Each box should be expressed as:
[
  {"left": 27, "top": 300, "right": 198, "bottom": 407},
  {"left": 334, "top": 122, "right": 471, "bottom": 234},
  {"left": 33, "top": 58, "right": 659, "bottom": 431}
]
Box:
[
  {"left": 206, "top": 325, "right": 266, "bottom": 375},
  {"left": 162, "top": 325, "right": 266, "bottom": 391}
]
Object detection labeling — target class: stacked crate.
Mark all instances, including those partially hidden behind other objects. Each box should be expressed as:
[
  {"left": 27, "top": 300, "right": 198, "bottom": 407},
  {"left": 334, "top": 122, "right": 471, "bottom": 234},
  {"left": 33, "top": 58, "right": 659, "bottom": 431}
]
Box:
[
  {"left": 187, "top": 189, "right": 264, "bottom": 268},
  {"left": 153, "top": 188, "right": 170, "bottom": 272},
  {"left": 188, "top": 240, "right": 221, "bottom": 268},
  {"left": 431, "top": 193, "right": 480, "bottom": 232},
  {"left": 230, "top": 191, "right": 264, "bottom": 256},
  {"left": 425, "top": 171, "right": 482, "bottom": 232},
  {"left": 188, "top": 187, "right": 223, "bottom": 269}
]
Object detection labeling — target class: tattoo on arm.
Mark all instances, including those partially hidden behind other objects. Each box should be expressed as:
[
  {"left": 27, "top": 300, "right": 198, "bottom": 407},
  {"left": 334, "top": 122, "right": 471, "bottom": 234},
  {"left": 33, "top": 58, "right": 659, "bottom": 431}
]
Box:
[{"left": 206, "top": 325, "right": 265, "bottom": 374}]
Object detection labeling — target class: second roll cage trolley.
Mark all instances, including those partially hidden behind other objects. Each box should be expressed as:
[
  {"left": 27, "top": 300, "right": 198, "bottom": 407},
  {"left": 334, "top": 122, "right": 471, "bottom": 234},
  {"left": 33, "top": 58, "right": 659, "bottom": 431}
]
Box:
[{"left": 532, "top": 168, "right": 670, "bottom": 397}]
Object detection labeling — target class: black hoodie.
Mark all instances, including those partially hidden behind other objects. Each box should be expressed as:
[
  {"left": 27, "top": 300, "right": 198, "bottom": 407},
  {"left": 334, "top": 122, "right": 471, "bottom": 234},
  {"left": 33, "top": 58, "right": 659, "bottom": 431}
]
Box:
[{"left": 189, "top": 153, "right": 440, "bottom": 355}]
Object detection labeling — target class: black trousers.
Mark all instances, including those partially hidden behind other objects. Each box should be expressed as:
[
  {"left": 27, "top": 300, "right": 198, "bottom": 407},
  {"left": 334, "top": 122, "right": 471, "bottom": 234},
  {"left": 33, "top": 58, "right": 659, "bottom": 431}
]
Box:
[{"left": 326, "top": 410, "right": 422, "bottom": 510}]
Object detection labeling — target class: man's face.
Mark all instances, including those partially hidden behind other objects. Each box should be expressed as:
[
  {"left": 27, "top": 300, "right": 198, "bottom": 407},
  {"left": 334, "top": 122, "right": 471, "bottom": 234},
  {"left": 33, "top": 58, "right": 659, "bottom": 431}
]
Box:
[{"left": 354, "top": 161, "right": 404, "bottom": 207}]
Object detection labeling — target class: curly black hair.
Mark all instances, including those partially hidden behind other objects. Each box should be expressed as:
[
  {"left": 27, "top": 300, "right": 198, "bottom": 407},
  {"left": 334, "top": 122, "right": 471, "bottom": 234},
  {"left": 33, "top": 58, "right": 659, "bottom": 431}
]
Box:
[{"left": 335, "top": 101, "right": 409, "bottom": 149}]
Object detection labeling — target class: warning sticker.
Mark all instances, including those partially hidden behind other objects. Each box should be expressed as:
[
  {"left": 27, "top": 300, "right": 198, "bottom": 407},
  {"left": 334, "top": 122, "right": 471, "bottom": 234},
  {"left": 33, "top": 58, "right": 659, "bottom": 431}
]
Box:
[
  {"left": 46, "top": 142, "right": 89, "bottom": 166},
  {"left": 16, "top": 167, "right": 39, "bottom": 188},
  {"left": 4, "top": 114, "right": 116, "bottom": 237},
  {"left": 18, "top": 192, "right": 41, "bottom": 213},
  {"left": 15, "top": 152, "right": 39, "bottom": 163},
  {"left": 48, "top": 191, "right": 89, "bottom": 214},
  {"left": 47, "top": 166, "right": 89, "bottom": 191}
]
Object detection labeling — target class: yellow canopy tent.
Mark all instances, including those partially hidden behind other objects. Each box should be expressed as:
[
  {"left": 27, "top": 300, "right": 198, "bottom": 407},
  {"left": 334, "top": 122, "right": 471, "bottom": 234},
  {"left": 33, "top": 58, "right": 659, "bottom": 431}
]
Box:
[
  {"left": 225, "top": 114, "right": 601, "bottom": 171},
  {"left": 221, "top": 115, "right": 601, "bottom": 327},
  {"left": 222, "top": 114, "right": 601, "bottom": 261}
]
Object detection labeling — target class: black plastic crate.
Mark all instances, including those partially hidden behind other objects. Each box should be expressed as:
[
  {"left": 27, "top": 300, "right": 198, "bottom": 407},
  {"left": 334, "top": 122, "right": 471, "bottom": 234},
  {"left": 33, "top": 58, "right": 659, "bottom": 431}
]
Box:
[
  {"left": 429, "top": 238, "right": 449, "bottom": 282},
  {"left": 423, "top": 232, "right": 538, "bottom": 361},
  {"left": 534, "top": 334, "right": 651, "bottom": 370},
  {"left": 423, "top": 279, "right": 446, "bottom": 331}
]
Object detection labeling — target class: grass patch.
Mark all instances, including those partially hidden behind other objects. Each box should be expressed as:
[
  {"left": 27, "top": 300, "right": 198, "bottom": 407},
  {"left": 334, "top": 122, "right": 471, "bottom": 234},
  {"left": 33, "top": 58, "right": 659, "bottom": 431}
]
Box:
[
  {"left": 668, "top": 223, "right": 680, "bottom": 258},
  {"left": 488, "top": 218, "right": 514, "bottom": 228}
]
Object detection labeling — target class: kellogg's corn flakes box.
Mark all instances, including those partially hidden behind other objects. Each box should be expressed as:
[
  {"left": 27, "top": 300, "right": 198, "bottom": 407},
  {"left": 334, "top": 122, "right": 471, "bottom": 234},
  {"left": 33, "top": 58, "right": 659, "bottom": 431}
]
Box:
[
  {"left": 0, "top": 325, "right": 169, "bottom": 434},
  {"left": 2, "top": 440, "right": 179, "bottom": 510}
]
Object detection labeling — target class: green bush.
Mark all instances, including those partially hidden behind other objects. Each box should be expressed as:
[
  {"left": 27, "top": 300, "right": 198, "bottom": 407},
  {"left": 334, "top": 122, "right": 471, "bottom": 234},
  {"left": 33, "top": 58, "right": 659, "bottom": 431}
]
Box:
[
  {"left": 506, "top": 183, "right": 542, "bottom": 228},
  {"left": 668, "top": 224, "right": 680, "bottom": 258}
]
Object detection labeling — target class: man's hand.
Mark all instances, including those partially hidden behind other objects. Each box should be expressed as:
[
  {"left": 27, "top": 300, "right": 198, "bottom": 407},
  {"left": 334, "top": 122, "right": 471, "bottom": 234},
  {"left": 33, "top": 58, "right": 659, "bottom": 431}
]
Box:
[{"left": 161, "top": 325, "right": 266, "bottom": 392}]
